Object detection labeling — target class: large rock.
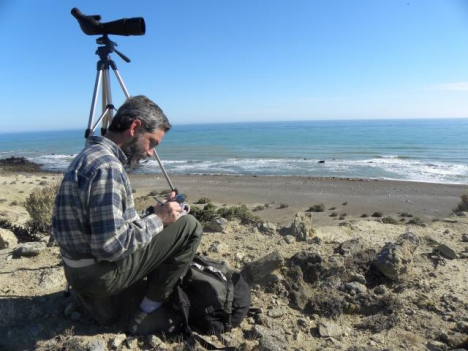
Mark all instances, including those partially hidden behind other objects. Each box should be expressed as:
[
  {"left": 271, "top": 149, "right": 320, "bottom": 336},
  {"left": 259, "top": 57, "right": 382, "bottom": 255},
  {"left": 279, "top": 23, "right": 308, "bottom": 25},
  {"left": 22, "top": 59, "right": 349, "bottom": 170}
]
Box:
[
  {"left": 0, "top": 228, "right": 18, "bottom": 249},
  {"left": 290, "top": 212, "right": 316, "bottom": 241},
  {"left": 252, "top": 324, "right": 289, "bottom": 351},
  {"left": 374, "top": 232, "right": 420, "bottom": 281},
  {"left": 258, "top": 221, "right": 277, "bottom": 235},
  {"left": 0, "top": 157, "right": 42, "bottom": 172},
  {"left": 204, "top": 218, "right": 229, "bottom": 233},
  {"left": 338, "top": 238, "right": 366, "bottom": 256},
  {"left": 241, "top": 250, "right": 284, "bottom": 284}
]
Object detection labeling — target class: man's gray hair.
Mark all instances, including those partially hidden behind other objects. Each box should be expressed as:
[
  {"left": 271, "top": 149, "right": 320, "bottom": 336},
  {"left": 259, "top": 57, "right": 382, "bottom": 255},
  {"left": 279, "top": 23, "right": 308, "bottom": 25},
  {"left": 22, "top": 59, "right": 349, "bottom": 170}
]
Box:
[{"left": 108, "top": 95, "right": 172, "bottom": 133}]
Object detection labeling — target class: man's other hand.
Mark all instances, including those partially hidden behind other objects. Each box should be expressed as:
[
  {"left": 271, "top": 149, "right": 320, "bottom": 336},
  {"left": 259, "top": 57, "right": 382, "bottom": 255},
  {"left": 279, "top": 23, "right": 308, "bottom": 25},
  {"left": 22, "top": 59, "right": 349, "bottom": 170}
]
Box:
[{"left": 154, "top": 191, "right": 181, "bottom": 226}]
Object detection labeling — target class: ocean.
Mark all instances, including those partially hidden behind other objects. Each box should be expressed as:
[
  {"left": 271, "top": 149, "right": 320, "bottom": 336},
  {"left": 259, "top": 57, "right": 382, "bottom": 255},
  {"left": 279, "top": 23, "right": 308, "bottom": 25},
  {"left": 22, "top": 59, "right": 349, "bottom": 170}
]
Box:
[{"left": 1, "top": 119, "right": 467, "bottom": 185}]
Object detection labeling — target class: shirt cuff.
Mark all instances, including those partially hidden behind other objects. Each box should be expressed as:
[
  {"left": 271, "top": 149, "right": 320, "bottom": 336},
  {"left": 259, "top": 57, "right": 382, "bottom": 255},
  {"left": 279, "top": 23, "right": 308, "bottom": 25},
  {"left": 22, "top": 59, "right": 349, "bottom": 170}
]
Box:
[{"left": 145, "top": 213, "right": 164, "bottom": 235}]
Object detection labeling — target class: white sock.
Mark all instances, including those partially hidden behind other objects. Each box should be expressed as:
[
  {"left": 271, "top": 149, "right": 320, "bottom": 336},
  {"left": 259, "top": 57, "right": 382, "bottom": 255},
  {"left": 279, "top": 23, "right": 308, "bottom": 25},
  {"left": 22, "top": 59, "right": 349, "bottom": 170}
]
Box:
[{"left": 139, "top": 296, "right": 163, "bottom": 314}]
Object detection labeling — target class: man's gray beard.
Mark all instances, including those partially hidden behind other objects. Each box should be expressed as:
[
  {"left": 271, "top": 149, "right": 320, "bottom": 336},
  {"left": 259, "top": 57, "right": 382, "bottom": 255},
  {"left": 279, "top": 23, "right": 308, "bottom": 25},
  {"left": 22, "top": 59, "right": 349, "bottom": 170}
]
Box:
[{"left": 122, "top": 134, "right": 145, "bottom": 169}]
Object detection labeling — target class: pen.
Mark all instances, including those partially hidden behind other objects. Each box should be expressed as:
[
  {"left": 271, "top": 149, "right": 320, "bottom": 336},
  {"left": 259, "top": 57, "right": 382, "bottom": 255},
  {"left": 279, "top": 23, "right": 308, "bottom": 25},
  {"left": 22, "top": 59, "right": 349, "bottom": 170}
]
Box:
[{"left": 153, "top": 197, "right": 165, "bottom": 206}]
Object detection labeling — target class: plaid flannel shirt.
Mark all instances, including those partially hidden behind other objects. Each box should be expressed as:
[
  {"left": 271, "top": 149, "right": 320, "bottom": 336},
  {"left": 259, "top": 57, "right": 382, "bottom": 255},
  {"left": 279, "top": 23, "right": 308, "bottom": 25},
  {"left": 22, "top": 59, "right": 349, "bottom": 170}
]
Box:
[{"left": 52, "top": 136, "right": 163, "bottom": 262}]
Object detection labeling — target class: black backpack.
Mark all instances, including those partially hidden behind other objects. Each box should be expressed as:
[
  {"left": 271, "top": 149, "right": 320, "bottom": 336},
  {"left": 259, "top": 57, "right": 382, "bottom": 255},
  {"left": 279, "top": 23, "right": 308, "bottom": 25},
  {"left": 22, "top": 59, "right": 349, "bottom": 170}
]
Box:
[{"left": 181, "top": 254, "right": 252, "bottom": 335}]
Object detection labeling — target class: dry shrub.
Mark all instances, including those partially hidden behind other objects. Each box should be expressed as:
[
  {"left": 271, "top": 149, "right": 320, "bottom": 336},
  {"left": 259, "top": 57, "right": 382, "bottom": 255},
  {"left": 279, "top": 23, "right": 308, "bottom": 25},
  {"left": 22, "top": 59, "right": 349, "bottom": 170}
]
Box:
[
  {"left": 454, "top": 193, "right": 468, "bottom": 212},
  {"left": 23, "top": 180, "right": 61, "bottom": 234},
  {"left": 305, "top": 287, "right": 344, "bottom": 319},
  {"left": 35, "top": 327, "right": 83, "bottom": 351},
  {"left": 355, "top": 313, "right": 399, "bottom": 333}
]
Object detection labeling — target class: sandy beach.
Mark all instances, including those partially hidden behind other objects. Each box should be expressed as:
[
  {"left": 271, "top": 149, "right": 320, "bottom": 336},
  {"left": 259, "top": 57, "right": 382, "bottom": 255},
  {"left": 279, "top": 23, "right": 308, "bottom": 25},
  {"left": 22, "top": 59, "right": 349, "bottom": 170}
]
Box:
[
  {"left": 130, "top": 173, "right": 467, "bottom": 227},
  {"left": 0, "top": 169, "right": 466, "bottom": 227}
]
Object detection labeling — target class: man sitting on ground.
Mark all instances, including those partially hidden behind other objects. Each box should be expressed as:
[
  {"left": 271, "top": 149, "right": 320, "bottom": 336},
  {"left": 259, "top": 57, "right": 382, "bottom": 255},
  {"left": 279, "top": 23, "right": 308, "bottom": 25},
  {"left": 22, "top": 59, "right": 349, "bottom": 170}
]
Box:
[{"left": 52, "top": 95, "right": 202, "bottom": 334}]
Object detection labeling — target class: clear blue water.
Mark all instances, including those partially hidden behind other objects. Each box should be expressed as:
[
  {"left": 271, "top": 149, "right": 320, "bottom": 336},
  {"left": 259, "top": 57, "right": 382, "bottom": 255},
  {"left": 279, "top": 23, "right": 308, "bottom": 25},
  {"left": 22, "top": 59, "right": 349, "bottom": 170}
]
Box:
[{"left": 1, "top": 119, "right": 467, "bottom": 184}]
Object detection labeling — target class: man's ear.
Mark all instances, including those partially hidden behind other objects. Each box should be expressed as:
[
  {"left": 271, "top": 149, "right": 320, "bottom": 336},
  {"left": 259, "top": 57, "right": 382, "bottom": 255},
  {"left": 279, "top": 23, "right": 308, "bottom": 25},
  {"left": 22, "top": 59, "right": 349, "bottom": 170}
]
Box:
[{"left": 129, "top": 119, "right": 142, "bottom": 136}]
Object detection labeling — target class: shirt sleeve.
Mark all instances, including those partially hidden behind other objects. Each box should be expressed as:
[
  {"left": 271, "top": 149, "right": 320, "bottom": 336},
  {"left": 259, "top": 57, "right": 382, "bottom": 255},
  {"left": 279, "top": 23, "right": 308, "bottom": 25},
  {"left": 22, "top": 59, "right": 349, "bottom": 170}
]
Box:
[{"left": 87, "top": 165, "right": 163, "bottom": 261}]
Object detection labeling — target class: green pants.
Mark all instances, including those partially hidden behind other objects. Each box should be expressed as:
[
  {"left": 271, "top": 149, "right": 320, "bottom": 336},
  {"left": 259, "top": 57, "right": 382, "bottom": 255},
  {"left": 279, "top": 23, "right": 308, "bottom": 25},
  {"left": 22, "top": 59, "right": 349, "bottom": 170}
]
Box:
[{"left": 64, "top": 214, "right": 203, "bottom": 302}]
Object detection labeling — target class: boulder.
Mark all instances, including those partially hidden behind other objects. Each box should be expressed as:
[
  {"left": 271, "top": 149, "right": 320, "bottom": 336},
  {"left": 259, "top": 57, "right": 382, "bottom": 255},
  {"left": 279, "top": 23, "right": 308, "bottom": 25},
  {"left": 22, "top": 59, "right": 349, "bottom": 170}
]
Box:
[
  {"left": 241, "top": 250, "right": 284, "bottom": 284},
  {"left": 290, "top": 212, "right": 316, "bottom": 241},
  {"left": 375, "top": 232, "right": 420, "bottom": 281},
  {"left": 0, "top": 228, "right": 18, "bottom": 249}
]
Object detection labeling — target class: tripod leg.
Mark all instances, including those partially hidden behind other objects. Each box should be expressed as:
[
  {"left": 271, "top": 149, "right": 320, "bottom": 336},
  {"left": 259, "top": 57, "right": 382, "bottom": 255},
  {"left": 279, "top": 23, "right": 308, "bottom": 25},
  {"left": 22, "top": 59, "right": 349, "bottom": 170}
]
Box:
[
  {"left": 85, "top": 70, "right": 103, "bottom": 138},
  {"left": 101, "top": 69, "right": 113, "bottom": 135},
  {"left": 113, "top": 69, "right": 131, "bottom": 99}
]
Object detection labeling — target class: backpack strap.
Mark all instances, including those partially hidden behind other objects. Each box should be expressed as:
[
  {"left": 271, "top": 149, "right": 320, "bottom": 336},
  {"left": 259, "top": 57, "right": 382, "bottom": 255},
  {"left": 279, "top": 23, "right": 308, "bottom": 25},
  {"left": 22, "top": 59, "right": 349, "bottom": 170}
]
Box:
[{"left": 223, "top": 271, "right": 235, "bottom": 331}]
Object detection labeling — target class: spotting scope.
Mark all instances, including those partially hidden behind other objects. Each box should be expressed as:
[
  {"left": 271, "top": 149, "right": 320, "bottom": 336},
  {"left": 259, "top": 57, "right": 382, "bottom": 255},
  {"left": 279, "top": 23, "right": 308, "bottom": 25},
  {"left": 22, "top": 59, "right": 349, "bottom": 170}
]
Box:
[{"left": 71, "top": 7, "right": 145, "bottom": 36}]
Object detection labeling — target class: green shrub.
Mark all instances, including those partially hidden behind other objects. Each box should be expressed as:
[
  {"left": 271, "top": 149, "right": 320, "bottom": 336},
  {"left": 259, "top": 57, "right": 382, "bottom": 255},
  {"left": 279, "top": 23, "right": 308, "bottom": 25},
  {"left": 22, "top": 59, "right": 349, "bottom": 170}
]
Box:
[
  {"left": 371, "top": 211, "right": 383, "bottom": 218},
  {"left": 308, "top": 203, "right": 325, "bottom": 212},
  {"left": 195, "top": 197, "right": 212, "bottom": 204},
  {"left": 382, "top": 216, "right": 399, "bottom": 225},
  {"left": 147, "top": 190, "right": 159, "bottom": 197},
  {"left": 252, "top": 205, "right": 265, "bottom": 211},
  {"left": 23, "top": 181, "right": 61, "bottom": 234},
  {"left": 399, "top": 212, "right": 413, "bottom": 218},
  {"left": 190, "top": 203, "right": 219, "bottom": 224},
  {"left": 278, "top": 203, "right": 289, "bottom": 209},
  {"left": 217, "top": 204, "right": 261, "bottom": 224},
  {"left": 406, "top": 217, "right": 423, "bottom": 226}
]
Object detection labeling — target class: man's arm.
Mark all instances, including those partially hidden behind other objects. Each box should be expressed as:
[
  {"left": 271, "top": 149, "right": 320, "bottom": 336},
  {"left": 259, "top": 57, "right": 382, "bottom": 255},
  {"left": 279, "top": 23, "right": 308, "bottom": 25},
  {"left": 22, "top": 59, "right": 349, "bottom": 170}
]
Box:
[{"left": 87, "top": 166, "right": 163, "bottom": 261}]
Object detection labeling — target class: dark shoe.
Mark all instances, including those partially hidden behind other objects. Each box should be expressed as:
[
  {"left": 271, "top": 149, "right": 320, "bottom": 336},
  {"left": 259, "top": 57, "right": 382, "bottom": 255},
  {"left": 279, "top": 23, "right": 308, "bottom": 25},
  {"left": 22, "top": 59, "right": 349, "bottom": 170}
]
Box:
[{"left": 127, "top": 304, "right": 185, "bottom": 335}]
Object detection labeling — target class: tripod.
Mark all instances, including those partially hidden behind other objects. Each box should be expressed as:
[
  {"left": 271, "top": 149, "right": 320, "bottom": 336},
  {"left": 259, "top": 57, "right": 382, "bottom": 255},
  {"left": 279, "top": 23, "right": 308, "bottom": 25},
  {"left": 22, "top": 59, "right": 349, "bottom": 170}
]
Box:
[
  {"left": 84, "top": 34, "right": 131, "bottom": 138},
  {"left": 83, "top": 35, "right": 181, "bottom": 196}
]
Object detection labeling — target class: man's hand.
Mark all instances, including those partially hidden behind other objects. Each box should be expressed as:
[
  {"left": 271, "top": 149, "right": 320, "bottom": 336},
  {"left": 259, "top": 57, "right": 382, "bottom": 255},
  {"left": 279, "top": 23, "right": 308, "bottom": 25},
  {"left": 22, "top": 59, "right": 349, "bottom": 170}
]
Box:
[{"left": 153, "top": 191, "right": 181, "bottom": 226}]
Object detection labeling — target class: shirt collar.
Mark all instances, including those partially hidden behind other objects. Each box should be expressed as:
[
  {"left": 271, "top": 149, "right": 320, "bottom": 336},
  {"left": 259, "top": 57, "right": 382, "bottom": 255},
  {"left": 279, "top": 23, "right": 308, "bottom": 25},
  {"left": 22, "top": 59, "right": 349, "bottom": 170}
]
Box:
[{"left": 86, "top": 135, "right": 128, "bottom": 165}]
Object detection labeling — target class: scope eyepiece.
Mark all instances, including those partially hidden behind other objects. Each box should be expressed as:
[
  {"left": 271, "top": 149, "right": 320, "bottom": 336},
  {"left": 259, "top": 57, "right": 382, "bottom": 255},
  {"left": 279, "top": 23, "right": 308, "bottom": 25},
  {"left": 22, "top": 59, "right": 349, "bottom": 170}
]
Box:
[{"left": 71, "top": 7, "right": 145, "bottom": 36}]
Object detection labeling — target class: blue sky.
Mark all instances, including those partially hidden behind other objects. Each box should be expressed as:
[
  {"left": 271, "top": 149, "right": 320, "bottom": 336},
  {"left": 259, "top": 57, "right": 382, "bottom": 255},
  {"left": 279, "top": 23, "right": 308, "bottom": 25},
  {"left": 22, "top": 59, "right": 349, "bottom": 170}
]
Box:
[{"left": 1, "top": 0, "right": 468, "bottom": 132}]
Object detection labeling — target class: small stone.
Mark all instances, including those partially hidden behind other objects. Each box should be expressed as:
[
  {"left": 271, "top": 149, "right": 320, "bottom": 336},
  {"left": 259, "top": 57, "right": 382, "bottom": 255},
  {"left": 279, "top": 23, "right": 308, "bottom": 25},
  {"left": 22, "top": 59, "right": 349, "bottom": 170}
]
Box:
[
  {"left": 126, "top": 336, "right": 139, "bottom": 350},
  {"left": 437, "top": 244, "right": 457, "bottom": 259},
  {"left": 426, "top": 340, "right": 447, "bottom": 351},
  {"left": 87, "top": 339, "right": 106, "bottom": 351},
  {"left": 307, "top": 236, "right": 323, "bottom": 245},
  {"left": 345, "top": 282, "right": 367, "bottom": 294},
  {"left": 284, "top": 235, "right": 296, "bottom": 244},
  {"left": 318, "top": 321, "right": 349, "bottom": 337},
  {"left": 267, "top": 308, "right": 285, "bottom": 318},
  {"left": 13, "top": 242, "right": 46, "bottom": 257},
  {"left": 147, "top": 335, "right": 167, "bottom": 349},
  {"left": 110, "top": 334, "right": 127, "bottom": 349},
  {"left": 457, "top": 321, "right": 468, "bottom": 332},
  {"left": 208, "top": 242, "right": 229, "bottom": 254}
]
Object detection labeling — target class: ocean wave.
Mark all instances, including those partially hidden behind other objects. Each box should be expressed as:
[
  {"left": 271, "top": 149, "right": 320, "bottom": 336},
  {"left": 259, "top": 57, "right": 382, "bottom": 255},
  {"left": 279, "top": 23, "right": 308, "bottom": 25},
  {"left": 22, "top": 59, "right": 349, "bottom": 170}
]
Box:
[
  {"left": 20, "top": 152, "right": 468, "bottom": 185},
  {"left": 136, "top": 157, "right": 468, "bottom": 184}
]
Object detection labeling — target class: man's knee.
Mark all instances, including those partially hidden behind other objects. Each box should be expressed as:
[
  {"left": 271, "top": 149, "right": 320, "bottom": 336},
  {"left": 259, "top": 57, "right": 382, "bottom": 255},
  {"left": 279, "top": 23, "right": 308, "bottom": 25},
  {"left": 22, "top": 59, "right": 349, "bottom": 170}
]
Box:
[{"left": 178, "top": 214, "right": 203, "bottom": 239}]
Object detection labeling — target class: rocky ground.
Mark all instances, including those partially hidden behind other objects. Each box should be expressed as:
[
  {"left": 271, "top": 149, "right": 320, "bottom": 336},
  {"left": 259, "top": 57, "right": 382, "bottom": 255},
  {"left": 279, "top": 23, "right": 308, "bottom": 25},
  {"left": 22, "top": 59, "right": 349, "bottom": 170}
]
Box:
[{"left": 0, "top": 163, "right": 467, "bottom": 351}]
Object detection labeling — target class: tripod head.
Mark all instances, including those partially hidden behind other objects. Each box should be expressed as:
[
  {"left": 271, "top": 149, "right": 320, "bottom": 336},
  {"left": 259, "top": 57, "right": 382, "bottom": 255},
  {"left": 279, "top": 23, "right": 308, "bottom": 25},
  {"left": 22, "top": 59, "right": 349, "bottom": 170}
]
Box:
[{"left": 96, "top": 35, "right": 131, "bottom": 64}]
